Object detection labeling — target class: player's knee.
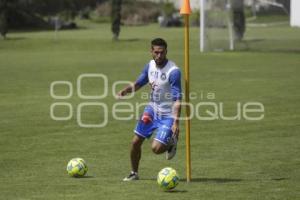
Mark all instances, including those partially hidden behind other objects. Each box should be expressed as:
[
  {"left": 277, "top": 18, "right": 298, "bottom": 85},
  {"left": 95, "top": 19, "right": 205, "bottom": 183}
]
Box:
[
  {"left": 131, "top": 136, "right": 144, "bottom": 148},
  {"left": 132, "top": 140, "right": 141, "bottom": 148},
  {"left": 151, "top": 143, "right": 165, "bottom": 154},
  {"left": 151, "top": 146, "right": 160, "bottom": 154}
]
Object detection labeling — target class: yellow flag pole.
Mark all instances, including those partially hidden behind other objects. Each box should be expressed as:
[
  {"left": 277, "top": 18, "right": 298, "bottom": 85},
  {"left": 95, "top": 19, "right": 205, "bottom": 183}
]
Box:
[{"left": 180, "top": 0, "right": 191, "bottom": 183}]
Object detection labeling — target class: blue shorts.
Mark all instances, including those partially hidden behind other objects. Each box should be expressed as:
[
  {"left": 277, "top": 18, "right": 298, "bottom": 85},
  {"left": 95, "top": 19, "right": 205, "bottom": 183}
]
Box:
[{"left": 134, "top": 105, "right": 174, "bottom": 145}]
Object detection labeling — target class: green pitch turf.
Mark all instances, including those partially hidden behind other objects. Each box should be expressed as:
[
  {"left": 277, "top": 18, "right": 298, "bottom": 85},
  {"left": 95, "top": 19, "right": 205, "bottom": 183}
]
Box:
[{"left": 0, "top": 21, "right": 299, "bottom": 199}]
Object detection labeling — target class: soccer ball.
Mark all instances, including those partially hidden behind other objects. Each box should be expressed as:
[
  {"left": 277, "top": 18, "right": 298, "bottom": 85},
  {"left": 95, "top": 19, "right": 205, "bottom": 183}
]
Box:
[
  {"left": 157, "top": 167, "right": 179, "bottom": 190},
  {"left": 66, "top": 158, "right": 88, "bottom": 177}
]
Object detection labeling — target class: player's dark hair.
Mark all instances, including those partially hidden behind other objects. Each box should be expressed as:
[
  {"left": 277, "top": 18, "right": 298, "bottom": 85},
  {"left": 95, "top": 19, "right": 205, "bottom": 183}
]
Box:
[{"left": 151, "top": 38, "right": 167, "bottom": 49}]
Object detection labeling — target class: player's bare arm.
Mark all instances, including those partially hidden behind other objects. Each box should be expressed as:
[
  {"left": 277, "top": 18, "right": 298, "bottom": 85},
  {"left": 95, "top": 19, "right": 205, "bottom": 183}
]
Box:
[
  {"left": 172, "top": 99, "right": 181, "bottom": 138},
  {"left": 117, "top": 82, "right": 142, "bottom": 98}
]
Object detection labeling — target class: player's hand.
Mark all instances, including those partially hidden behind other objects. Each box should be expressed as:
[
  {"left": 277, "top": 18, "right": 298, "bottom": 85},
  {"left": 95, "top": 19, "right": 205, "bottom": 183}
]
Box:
[
  {"left": 116, "top": 93, "right": 122, "bottom": 100},
  {"left": 116, "top": 91, "right": 125, "bottom": 100}
]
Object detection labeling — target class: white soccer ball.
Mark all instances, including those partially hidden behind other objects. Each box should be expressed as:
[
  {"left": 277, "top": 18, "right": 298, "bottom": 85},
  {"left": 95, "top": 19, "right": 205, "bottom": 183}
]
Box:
[
  {"left": 157, "top": 167, "right": 179, "bottom": 190},
  {"left": 66, "top": 158, "right": 88, "bottom": 177}
]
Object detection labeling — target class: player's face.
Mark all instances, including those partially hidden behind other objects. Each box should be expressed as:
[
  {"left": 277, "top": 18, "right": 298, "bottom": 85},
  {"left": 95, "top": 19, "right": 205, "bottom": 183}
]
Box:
[{"left": 151, "top": 45, "right": 167, "bottom": 66}]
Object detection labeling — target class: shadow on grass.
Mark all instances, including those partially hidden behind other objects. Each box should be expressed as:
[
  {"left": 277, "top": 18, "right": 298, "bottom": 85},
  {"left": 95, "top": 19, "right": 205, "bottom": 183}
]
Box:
[
  {"left": 115, "top": 38, "right": 140, "bottom": 42},
  {"left": 72, "top": 175, "right": 95, "bottom": 179},
  {"left": 140, "top": 177, "right": 242, "bottom": 183},
  {"left": 181, "top": 177, "right": 242, "bottom": 183},
  {"left": 235, "top": 39, "right": 300, "bottom": 54},
  {"left": 3, "top": 37, "right": 26, "bottom": 41},
  {"left": 243, "top": 38, "right": 266, "bottom": 43},
  {"left": 164, "top": 189, "right": 188, "bottom": 193},
  {"left": 271, "top": 177, "right": 288, "bottom": 181}
]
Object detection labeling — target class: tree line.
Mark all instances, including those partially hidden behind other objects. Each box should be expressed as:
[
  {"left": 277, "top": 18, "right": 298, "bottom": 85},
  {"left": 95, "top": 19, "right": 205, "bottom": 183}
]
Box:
[{"left": 0, "top": 0, "right": 122, "bottom": 39}]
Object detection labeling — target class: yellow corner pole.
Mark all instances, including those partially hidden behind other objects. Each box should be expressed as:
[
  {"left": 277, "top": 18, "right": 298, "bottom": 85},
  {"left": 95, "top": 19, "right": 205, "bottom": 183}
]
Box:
[{"left": 180, "top": 0, "right": 191, "bottom": 183}]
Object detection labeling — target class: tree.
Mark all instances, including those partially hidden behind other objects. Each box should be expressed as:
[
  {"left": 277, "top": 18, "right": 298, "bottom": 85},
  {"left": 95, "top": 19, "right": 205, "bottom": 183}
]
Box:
[
  {"left": 111, "top": 0, "right": 122, "bottom": 40},
  {"left": 0, "top": 0, "right": 8, "bottom": 39}
]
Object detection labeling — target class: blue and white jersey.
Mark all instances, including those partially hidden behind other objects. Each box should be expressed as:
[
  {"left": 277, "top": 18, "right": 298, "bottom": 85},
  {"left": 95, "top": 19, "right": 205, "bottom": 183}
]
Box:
[{"left": 136, "top": 60, "right": 182, "bottom": 117}]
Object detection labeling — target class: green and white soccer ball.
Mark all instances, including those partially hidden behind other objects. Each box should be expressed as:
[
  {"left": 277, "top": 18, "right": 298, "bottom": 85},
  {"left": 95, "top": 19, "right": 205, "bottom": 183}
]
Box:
[
  {"left": 66, "top": 158, "right": 88, "bottom": 177},
  {"left": 157, "top": 167, "right": 179, "bottom": 190}
]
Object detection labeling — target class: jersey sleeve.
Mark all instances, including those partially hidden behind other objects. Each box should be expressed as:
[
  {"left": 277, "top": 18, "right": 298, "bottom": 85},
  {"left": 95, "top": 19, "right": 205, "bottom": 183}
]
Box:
[
  {"left": 169, "top": 69, "right": 182, "bottom": 101},
  {"left": 135, "top": 64, "right": 149, "bottom": 87}
]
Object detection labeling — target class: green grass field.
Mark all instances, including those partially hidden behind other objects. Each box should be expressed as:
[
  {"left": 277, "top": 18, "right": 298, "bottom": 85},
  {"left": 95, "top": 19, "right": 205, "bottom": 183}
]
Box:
[{"left": 0, "top": 21, "right": 300, "bottom": 199}]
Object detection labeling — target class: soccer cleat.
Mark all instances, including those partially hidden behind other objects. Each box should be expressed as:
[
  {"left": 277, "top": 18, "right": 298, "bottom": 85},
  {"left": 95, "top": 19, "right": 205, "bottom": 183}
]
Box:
[
  {"left": 166, "top": 136, "right": 177, "bottom": 160},
  {"left": 123, "top": 172, "right": 139, "bottom": 181}
]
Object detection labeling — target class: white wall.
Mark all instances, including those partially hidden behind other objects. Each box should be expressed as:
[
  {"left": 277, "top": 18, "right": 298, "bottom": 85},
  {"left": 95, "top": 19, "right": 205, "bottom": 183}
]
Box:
[{"left": 291, "top": 0, "right": 300, "bottom": 27}]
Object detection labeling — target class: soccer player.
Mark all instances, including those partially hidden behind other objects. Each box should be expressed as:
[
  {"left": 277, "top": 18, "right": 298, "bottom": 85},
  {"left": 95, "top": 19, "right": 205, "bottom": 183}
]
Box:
[{"left": 117, "top": 38, "right": 182, "bottom": 181}]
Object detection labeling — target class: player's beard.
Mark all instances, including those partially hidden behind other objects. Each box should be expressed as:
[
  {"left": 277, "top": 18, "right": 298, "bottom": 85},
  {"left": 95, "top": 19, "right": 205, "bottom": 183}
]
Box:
[{"left": 155, "top": 58, "right": 165, "bottom": 66}]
